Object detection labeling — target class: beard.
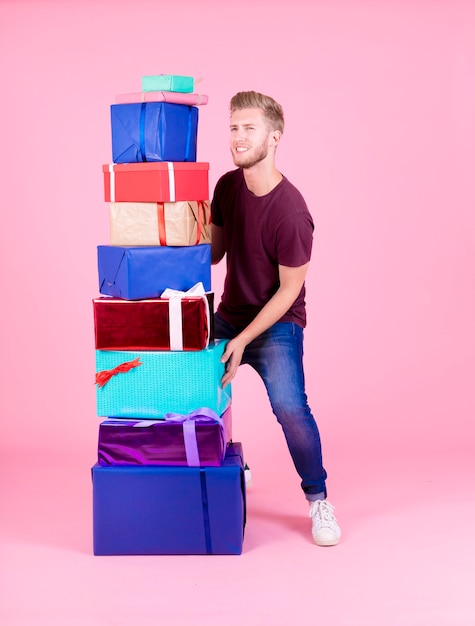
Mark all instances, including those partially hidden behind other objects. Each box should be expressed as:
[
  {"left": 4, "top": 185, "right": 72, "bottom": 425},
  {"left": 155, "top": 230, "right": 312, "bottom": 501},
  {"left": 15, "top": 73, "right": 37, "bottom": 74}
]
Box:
[{"left": 231, "top": 138, "right": 269, "bottom": 169}]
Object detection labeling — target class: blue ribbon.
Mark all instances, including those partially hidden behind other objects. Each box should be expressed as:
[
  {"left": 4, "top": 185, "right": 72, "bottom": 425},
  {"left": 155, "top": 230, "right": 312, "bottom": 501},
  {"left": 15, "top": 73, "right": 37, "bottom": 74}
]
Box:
[
  {"left": 184, "top": 106, "right": 193, "bottom": 162},
  {"left": 139, "top": 102, "right": 146, "bottom": 162},
  {"left": 199, "top": 469, "right": 212, "bottom": 554},
  {"left": 138, "top": 103, "right": 194, "bottom": 162}
]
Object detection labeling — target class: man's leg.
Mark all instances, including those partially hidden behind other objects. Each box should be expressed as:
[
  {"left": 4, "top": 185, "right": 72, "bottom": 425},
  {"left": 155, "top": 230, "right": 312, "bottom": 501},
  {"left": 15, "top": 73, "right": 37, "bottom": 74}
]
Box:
[
  {"left": 214, "top": 315, "right": 341, "bottom": 545},
  {"left": 241, "top": 321, "right": 327, "bottom": 498}
]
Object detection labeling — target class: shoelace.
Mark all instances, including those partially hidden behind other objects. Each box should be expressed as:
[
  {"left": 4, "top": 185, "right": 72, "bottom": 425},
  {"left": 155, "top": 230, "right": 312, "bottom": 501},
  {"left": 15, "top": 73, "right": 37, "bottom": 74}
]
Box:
[{"left": 310, "top": 501, "right": 338, "bottom": 527}]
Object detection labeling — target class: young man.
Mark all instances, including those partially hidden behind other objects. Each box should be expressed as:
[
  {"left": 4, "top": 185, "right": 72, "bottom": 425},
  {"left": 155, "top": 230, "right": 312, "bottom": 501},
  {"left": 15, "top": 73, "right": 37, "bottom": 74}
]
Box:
[{"left": 211, "top": 91, "right": 341, "bottom": 546}]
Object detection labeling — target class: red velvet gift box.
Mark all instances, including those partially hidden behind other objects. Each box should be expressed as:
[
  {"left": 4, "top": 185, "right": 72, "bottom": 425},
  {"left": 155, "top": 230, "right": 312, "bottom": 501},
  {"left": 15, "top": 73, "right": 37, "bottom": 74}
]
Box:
[
  {"left": 103, "top": 162, "right": 209, "bottom": 202},
  {"left": 93, "top": 292, "right": 214, "bottom": 351}
]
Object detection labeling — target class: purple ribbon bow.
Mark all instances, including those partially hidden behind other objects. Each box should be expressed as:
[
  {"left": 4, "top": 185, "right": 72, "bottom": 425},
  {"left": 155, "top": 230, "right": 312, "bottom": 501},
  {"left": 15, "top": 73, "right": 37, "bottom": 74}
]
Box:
[{"left": 161, "top": 407, "right": 224, "bottom": 467}]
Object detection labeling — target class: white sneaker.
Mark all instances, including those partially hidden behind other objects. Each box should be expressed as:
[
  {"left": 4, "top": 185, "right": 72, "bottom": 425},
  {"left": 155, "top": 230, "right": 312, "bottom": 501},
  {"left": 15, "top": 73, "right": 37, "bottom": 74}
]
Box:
[
  {"left": 244, "top": 463, "right": 252, "bottom": 487},
  {"left": 309, "top": 500, "right": 341, "bottom": 546}
]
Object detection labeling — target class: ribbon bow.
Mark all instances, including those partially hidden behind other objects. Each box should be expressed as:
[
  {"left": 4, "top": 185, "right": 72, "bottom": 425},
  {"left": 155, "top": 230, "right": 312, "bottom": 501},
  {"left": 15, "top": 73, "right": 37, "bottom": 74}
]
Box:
[
  {"left": 160, "top": 282, "right": 210, "bottom": 350},
  {"left": 161, "top": 407, "right": 225, "bottom": 467},
  {"left": 161, "top": 282, "right": 206, "bottom": 299},
  {"left": 95, "top": 357, "right": 143, "bottom": 388}
]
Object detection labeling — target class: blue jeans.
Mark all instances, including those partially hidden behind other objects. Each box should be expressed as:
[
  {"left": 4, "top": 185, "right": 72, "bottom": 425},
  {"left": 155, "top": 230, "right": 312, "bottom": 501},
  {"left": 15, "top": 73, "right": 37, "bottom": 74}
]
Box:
[{"left": 214, "top": 313, "right": 328, "bottom": 498}]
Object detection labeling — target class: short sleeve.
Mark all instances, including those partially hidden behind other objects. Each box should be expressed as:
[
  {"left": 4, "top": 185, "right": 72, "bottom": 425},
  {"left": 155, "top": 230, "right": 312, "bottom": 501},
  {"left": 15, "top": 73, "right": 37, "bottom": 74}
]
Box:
[{"left": 276, "top": 211, "right": 314, "bottom": 267}]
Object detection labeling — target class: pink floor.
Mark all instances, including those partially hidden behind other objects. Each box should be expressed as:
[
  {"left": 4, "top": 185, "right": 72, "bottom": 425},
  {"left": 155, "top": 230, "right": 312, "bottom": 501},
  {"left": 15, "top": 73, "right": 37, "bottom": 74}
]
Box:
[{"left": 2, "top": 431, "right": 474, "bottom": 626}]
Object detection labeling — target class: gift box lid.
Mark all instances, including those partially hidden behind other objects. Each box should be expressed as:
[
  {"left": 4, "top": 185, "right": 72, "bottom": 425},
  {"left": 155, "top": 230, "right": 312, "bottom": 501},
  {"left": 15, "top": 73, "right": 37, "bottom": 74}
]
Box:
[{"left": 102, "top": 162, "right": 209, "bottom": 173}]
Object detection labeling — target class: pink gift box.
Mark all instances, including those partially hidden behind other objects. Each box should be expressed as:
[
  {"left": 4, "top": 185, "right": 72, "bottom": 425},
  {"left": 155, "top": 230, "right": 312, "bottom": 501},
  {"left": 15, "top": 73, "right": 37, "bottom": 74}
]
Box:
[{"left": 115, "top": 91, "right": 208, "bottom": 105}]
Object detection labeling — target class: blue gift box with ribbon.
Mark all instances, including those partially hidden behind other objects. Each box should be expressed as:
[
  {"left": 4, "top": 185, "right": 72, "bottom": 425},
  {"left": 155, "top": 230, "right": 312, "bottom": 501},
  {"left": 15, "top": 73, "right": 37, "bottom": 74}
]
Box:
[
  {"left": 92, "top": 441, "right": 246, "bottom": 555},
  {"left": 97, "top": 244, "right": 211, "bottom": 300},
  {"left": 95, "top": 340, "right": 231, "bottom": 419},
  {"left": 111, "top": 102, "right": 199, "bottom": 163}
]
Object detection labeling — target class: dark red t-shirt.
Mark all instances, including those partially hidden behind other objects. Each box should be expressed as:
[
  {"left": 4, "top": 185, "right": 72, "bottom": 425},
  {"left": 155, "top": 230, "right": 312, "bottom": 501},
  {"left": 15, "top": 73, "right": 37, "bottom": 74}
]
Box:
[{"left": 211, "top": 168, "right": 314, "bottom": 328}]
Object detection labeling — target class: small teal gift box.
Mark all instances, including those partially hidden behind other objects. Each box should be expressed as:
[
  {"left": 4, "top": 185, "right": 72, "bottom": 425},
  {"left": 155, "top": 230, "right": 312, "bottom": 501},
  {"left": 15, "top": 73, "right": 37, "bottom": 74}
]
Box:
[{"left": 142, "top": 74, "right": 194, "bottom": 93}]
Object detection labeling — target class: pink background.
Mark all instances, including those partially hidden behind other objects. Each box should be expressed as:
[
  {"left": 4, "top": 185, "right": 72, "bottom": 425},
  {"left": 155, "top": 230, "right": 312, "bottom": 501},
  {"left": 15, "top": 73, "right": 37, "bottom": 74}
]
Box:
[{"left": 1, "top": 1, "right": 474, "bottom": 625}]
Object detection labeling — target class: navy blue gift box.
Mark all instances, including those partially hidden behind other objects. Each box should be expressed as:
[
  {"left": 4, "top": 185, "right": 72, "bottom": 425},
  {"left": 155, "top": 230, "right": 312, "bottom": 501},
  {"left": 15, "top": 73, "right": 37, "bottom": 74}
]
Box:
[
  {"left": 92, "top": 442, "right": 246, "bottom": 555},
  {"left": 97, "top": 244, "right": 211, "bottom": 300}
]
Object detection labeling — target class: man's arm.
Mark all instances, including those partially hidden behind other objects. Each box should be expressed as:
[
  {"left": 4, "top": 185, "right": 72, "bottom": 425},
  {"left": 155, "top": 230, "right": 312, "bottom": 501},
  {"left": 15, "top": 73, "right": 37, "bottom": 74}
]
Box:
[
  {"left": 211, "top": 224, "right": 226, "bottom": 265},
  {"left": 219, "top": 262, "right": 309, "bottom": 387}
]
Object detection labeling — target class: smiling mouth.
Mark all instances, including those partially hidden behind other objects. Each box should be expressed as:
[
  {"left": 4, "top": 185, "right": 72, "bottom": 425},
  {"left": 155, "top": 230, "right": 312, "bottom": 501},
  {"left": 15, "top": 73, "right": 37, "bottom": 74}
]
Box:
[{"left": 235, "top": 145, "right": 249, "bottom": 153}]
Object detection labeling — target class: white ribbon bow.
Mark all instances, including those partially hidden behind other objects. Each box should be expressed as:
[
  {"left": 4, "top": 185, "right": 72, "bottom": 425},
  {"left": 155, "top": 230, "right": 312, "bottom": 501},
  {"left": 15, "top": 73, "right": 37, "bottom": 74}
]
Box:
[{"left": 160, "top": 282, "right": 210, "bottom": 350}]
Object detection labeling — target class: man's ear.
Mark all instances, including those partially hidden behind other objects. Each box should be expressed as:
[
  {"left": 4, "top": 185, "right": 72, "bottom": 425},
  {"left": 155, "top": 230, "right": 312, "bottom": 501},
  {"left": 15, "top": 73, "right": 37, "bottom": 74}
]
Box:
[{"left": 271, "top": 129, "right": 282, "bottom": 146}]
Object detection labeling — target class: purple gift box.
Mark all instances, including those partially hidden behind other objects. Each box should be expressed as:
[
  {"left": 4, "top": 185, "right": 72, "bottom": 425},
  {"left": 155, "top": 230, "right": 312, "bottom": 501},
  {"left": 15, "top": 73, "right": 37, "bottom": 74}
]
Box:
[{"left": 98, "top": 407, "right": 232, "bottom": 467}]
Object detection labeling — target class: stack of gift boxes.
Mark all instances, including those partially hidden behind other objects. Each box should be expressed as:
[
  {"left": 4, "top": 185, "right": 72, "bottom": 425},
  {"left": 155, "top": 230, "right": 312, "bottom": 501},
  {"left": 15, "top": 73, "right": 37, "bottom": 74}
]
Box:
[{"left": 91, "top": 74, "right": 246, "bottom": 555}]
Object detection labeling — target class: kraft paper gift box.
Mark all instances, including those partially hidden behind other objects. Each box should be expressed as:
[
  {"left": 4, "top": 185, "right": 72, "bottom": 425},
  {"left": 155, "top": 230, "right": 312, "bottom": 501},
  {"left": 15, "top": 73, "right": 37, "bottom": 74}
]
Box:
[
  {"left": 111, "top": 102, "right": 198, "bottom": 164},
  {"left": 115, "top": 91, "right": 208, "bottom": 105},
  {"left": 93, "top": 291, "right": 214, "bottom": 351},
  {"left": 97, "top": 244, "right": 211, "bottom": 300},
  {"left": 141, "top": 74, "right": 194, "bottom": 93},
  {"left": 92, "top": 442, "right": 245, "bottom": 555},
  {"left": 95, "top": 340, "right": 232, "bottom": 418},
  {"left": 109, "top": 200, "right": 211, "bottom": 246},
  {"left": 97, "top": 406, "right": 232, "bottom": 467},
  {"left": 103, "top": 162, "right": 209, "bottom": 203}
]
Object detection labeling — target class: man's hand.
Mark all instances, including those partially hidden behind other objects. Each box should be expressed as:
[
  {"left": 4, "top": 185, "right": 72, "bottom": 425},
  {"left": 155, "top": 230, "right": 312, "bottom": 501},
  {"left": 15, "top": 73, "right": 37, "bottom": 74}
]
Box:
[{"left": 220, "top": 335, "right": 247, "bottom": 388}]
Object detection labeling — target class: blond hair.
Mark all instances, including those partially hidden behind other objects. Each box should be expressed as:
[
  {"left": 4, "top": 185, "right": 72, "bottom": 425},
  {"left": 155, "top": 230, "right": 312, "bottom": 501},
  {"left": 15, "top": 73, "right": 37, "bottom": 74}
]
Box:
[{"left": 230, "top": 91, "right": 285, "bottom": 133}]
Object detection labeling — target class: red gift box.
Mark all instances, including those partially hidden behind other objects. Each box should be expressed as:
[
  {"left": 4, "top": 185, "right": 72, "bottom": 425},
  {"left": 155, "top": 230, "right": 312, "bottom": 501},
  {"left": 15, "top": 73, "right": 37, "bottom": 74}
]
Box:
[
  {"left": 93, "top": 293, "right": 214, "bottom": 351},
  {"left": 102, "top": 162, "right": 209, "bottom": 202}
]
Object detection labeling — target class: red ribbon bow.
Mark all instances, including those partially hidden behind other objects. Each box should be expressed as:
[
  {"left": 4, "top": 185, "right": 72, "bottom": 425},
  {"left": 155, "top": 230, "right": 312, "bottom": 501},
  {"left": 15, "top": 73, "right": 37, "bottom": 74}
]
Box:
[{"left": 95, "top": 357, "right": 143, "bottom": 388}]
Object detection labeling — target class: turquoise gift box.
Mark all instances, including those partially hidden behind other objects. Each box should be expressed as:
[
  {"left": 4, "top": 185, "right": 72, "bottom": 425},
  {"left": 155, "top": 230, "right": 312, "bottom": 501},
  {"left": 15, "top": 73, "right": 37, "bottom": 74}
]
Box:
[
  {"left": 142, "top": 74, "right": 194, "bottom": 93},
  {"left": 96, "top": 340, "right": 231, "bottom": 418}
]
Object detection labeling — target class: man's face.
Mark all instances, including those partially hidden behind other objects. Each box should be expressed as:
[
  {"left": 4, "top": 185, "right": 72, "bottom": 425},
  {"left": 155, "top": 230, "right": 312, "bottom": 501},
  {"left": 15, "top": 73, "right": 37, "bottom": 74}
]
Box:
[{"left": 229, "top": 107, "right": 273, "bottom": 169}]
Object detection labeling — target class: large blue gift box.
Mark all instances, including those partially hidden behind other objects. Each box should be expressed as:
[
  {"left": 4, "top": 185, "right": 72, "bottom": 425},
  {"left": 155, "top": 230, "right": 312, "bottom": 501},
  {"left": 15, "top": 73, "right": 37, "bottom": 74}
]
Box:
[
  {"left": 92, "top": 442, "right": 246, "bottom": 555},
  {"left": 111, "top": 102, "right": 199, "bottom": 163},
  {"left": 96, "top": 340, "right": 231, "bottom": 418},
  {"left": 97, "top": 244, "right": 211, "bottom": 299}
]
